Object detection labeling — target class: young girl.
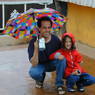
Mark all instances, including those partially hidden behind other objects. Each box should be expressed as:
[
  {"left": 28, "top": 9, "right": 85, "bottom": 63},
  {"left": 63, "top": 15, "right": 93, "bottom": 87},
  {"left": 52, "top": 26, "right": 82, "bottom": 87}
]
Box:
[{"left": 49, "top": 33, "right": 95, "bottom": 92}]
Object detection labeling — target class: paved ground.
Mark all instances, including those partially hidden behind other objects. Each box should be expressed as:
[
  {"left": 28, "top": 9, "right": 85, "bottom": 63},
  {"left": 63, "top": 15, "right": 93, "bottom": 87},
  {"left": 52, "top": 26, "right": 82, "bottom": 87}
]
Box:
[
  {"left": 0, "top": 44, "right": 95, "bottom": 95},
  {"left": 0, "top": 45, "right": 53, "bottom": 95}
]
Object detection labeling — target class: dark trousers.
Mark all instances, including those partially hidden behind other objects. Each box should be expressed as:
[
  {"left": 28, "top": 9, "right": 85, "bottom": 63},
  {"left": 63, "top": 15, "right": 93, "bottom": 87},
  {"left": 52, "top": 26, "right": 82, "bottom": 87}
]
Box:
[{"left": 66, "top": 73, "right": 95, "bottom": 89}]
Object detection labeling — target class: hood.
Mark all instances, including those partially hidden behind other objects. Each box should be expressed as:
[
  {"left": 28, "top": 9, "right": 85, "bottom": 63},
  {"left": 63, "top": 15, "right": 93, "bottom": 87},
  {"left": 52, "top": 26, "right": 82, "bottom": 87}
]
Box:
[{"left": 62, "top": 33, "right": 75, "bottom": 44}]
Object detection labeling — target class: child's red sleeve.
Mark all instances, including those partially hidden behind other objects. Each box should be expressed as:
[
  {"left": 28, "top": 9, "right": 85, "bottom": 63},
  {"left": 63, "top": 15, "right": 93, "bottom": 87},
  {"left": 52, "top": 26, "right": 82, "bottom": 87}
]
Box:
[
  {"left": 75, "top": 51, "right": 83, "bottom": 63},
  {"left": 49, "top": 49, "right": 62, "bottom": 60}
]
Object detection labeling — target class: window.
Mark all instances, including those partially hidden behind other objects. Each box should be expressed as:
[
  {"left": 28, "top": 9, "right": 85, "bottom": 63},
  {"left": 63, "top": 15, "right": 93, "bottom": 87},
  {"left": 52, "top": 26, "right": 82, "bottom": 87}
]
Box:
[
  {"left": 27, "top": 3, "right": 44, "bottom": 10},
  {"left": 27, "top": 3, "right": 55, "bottom": 10},
  {"left": 5, "top": 4, "right": 24, "bottom": 25},
  {"left": 0, "top": 5, "right": 2, "bottom": 28}
]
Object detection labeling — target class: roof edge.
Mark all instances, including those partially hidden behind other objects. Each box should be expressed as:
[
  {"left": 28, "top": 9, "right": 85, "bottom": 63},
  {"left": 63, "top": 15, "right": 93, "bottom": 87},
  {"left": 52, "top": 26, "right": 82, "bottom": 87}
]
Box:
[
  {"left": 58, "top": 0, "right": 95, "bottom": 8},
  {"left": 0, "top": 1, "right": 53, "bottom": 5}
]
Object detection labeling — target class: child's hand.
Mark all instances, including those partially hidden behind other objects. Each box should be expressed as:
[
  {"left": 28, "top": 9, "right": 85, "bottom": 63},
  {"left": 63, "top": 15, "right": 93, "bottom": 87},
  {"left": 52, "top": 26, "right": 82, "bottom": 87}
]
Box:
[
  {"left": 79, "top": 61, "right": 84, "bottom": 64},
  {"left": 58, "top": 55, "right": 64, "bottom": 60},
  {"left": 72, "top": 70, "right": 81, "bottom": 75},
  {"left": 72, "top": 71, "right": 78, "bottom": 75}
]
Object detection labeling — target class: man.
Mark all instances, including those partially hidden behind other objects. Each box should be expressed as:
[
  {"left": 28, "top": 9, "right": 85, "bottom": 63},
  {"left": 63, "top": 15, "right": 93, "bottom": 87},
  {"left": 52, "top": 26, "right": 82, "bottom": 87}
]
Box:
[{"left": 28, "top": 16, "right": 66, "bottom": 95}]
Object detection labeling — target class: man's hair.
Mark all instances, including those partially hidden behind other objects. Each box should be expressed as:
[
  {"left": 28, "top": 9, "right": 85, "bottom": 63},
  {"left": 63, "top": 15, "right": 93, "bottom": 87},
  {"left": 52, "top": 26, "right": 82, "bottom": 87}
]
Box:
[{"left": 37, "top": 16, "right": 53, "bottom": 28}]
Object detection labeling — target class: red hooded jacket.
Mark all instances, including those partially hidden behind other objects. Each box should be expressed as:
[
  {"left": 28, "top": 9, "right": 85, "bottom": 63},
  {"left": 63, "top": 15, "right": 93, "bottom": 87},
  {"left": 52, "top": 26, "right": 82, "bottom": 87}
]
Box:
[{"left": 49, "top": 33, "right": 86, "bottom": 78}]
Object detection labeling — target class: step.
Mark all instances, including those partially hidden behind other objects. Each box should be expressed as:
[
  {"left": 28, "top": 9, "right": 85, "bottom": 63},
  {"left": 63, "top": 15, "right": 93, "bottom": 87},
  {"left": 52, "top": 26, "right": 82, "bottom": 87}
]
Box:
[{"left": 0, "top": 35, "right": 29, "bottom": 47}]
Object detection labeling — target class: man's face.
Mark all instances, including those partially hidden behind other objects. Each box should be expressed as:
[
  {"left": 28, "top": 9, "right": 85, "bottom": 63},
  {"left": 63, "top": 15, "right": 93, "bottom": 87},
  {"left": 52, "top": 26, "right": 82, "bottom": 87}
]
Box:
[{"left": 39, "top": 21, "right": 52, "bottom": 38}]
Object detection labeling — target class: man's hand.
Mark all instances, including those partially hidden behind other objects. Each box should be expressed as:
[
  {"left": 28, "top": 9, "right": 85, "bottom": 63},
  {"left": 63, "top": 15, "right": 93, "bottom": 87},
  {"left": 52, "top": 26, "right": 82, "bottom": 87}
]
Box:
[
  {"left": 58, "top": 55, "right": 64, "bottom": 60},
  {"left": 30, "top": 40, "right": 39, "bottom": 67},
  {"left": 30, "top": 56, "right": 38, "bottom": 67}
]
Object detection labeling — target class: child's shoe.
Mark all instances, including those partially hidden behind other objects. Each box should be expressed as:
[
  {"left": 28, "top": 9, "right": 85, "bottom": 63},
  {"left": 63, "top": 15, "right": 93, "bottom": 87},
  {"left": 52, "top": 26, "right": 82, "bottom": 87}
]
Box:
[
  {"left": 77, "top": 87, "right": 85, "bottom": 92},
  {"left": 67, "top": 88, "right": 76, "bottom": 92}
]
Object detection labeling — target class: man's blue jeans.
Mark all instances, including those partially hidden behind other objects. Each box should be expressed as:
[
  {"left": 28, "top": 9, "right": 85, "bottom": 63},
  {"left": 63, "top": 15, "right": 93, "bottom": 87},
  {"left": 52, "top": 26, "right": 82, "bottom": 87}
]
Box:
[{"left": 29, "top": 59, "right": 66, "bottom": 87}]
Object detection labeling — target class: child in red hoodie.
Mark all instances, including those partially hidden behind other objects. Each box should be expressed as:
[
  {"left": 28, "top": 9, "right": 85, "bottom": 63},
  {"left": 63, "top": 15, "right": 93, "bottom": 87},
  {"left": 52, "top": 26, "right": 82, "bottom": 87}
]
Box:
[{"left": 49, "top": 33, "right": 95, "bottom": 92}]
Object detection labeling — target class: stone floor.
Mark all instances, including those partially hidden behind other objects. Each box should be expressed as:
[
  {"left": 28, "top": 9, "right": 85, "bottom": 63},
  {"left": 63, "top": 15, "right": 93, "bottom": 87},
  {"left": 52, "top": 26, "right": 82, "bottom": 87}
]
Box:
[{"left": 0, "top": 45, "right": 95, "bottom": 95}]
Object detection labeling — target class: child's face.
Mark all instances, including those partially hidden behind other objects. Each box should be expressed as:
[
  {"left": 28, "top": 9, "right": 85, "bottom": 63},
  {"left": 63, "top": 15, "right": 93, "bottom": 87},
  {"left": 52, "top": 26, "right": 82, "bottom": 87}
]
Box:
[{"left": 64, "top": 37, "right": 72, "bottom": 50}]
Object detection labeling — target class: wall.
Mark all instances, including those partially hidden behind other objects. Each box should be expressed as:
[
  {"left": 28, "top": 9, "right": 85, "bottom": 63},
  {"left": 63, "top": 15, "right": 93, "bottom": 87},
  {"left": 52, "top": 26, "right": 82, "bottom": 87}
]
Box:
[{"left": 67, "top": 3, "right": 95, "bottom": 47}]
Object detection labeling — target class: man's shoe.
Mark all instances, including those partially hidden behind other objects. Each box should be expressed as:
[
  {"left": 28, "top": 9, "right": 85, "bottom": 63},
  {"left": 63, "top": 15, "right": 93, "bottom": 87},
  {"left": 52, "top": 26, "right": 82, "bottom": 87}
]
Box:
[
  {"left": 57, "top": 86, "right": 66, "bottom": 95},
  {"left": 35, "top": 81, "right": 43, "bottom": 88}
]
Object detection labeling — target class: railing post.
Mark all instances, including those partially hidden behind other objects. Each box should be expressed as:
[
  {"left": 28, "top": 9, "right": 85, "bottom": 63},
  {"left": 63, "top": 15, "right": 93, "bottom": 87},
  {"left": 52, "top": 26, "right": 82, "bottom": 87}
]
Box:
[{"left": 2, "top": 3, "right": 5, "bottom": 30}]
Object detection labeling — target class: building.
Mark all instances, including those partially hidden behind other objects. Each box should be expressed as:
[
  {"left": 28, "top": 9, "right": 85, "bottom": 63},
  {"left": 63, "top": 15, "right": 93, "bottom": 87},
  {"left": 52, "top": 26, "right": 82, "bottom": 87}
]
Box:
[{"left": 58, "top": 0, "right": 95, "bottom": 47}]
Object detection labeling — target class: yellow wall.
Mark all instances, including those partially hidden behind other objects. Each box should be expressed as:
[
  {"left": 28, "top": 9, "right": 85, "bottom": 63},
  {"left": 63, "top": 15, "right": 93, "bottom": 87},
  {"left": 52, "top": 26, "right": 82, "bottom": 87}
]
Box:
[{"left": 67, "top": 3, "right": 95, "bottom": 47}]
